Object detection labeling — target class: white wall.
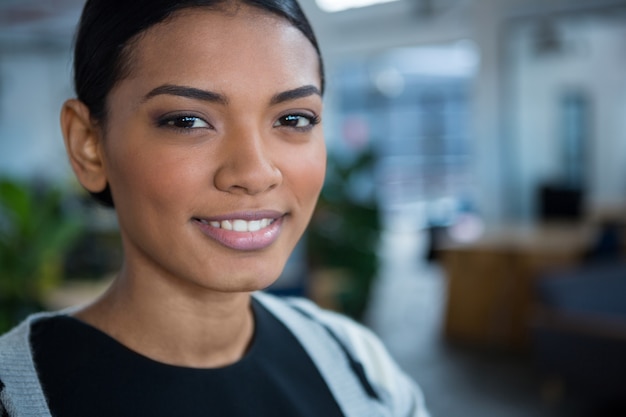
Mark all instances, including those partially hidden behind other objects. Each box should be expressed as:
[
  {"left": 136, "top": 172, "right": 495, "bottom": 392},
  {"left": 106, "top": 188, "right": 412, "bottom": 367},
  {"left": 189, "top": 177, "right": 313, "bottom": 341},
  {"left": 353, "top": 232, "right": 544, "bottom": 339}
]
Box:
[
  {"left": 0, "top": 46, "right": 74, "bottom": 181},
  {"left": 510, "top": 13, "right": 626, "bottom": 220}
]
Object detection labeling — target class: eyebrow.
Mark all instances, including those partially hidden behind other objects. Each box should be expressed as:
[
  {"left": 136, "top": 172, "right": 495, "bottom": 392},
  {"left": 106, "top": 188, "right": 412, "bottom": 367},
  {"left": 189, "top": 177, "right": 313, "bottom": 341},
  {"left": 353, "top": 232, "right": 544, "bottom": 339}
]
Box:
[
  {"left": 269, "top": 85, "right": 322, "bottom": 105},
  {"left": 143, "top": 84, "right": 228, "bottom": 105},
  {"left": 143, "top": 84, "right": 322, "bottom": 106}
]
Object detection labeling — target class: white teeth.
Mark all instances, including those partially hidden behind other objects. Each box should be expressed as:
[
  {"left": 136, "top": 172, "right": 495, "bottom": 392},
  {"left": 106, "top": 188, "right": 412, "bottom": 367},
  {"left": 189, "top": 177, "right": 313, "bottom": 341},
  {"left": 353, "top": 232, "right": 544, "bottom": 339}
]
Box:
[
  {"left": 248, "top": 220, "right": 261, "bottom": 232},
  {"left": 199, "top": 218, "right": 275, "bottom": 232},
  {"left": 233, "top": 219, "right": 247, "bottom": 232}
]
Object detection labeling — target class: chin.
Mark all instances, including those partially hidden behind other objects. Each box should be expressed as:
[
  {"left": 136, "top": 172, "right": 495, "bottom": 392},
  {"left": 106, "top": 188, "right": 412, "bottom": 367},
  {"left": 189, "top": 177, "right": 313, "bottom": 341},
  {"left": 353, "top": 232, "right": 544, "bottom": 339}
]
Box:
[
  {"left": 212, "top": 266, "right": 285, "bottom": 294},
  {"left": 226, "top": 253, "right": 290, "bottom": 290}
]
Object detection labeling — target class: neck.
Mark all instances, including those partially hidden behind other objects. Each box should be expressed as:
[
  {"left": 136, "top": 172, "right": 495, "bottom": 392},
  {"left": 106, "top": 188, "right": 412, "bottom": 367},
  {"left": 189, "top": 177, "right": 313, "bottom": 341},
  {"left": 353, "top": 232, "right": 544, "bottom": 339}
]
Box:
[{"left": 74, "top": 264, "right": 255, "bottom": 368}]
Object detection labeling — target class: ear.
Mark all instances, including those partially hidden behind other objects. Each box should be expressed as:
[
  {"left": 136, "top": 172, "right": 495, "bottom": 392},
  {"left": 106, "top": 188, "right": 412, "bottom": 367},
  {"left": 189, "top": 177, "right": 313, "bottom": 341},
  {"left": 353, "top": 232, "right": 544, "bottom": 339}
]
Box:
[{"left": 60, "top": 99, "right": 108, "bottom": 193}]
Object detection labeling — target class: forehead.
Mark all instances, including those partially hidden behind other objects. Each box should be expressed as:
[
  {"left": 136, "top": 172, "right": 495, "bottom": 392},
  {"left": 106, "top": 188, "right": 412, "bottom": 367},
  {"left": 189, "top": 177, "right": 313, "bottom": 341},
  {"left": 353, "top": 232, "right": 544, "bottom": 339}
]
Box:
[{"left": 120, "top": 6, "right": 321, "bottom": 94}]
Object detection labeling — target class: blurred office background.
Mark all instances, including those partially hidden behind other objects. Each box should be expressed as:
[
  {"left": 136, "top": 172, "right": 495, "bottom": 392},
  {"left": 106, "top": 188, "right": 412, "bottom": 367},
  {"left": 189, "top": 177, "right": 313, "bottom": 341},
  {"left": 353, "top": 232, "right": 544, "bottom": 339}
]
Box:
[{"left": 2, "top": 0, "right": 626, "bottom": 416}]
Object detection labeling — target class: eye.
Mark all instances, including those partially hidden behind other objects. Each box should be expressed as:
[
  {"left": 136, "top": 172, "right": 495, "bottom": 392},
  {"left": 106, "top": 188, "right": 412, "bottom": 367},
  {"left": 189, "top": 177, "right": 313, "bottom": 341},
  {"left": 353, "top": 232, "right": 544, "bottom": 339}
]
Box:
[
  {"left": 273, "top": 113, "right": 320, "bottom": 130},
  {"left": 158, "top": 115, "right": 211, "bottom": 130}
]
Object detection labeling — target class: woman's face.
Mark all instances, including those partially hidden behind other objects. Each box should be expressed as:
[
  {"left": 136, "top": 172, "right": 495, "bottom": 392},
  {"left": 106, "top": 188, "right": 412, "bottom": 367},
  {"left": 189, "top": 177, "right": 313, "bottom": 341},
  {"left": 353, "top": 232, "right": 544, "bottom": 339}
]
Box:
[{"left": 99, "top": 6, "right": 325, "bottom": 293}]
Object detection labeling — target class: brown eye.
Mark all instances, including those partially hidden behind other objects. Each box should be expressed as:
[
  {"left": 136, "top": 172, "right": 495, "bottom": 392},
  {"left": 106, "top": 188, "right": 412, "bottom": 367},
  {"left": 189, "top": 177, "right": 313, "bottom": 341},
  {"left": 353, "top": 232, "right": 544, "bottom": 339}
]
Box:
[
  {"left": 158, "top": 115, "right": 211, "bottom": 130},
  {"left": 274, "top": 113, "right": 320, "bottom": 130}
]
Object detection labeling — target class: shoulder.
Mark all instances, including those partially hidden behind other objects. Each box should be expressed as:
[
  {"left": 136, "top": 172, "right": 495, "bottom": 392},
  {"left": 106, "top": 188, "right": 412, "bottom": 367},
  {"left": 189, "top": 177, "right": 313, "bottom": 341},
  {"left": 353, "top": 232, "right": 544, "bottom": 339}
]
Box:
[
  {"left": 0, "top": 318, "right": 32, "bottom": 358},
  {"left": 0, "top": 313, "right": 48, "bottom": 382},
  {"left": 0, "top": 318, "right": 36, "bottom": 415},
  {"left": 253, "top": 292, "right": 430, "bottom": 417},
  {"left": 255, "top": 292, "right": 400, "bottom": 372},
  {"left": 0, "top": 311, "right": 70, "bottom": 416},
  {"left": 0, "top": 309, "right": 78, "bottom": 359},
  {"left": 0, "top": 310, "right": 65, "bottom": 349}
]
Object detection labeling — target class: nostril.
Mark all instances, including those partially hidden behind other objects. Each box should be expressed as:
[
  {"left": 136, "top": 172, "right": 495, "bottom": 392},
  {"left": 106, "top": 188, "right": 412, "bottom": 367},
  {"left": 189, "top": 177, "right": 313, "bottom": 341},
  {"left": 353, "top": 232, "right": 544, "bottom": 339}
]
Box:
[
  {"left": 214, "top": 162, "right": 282, "bottom": 195},
  {"left": 212, "top": 136, "right": 283, "bottom": 194}
]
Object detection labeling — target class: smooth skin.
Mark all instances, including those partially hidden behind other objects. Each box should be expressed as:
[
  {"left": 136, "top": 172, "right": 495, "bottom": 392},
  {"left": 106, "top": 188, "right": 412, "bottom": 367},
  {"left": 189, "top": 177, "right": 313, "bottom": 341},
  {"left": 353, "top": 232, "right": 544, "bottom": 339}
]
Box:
[{"left": 60, "top": 5, "right": 326, "bottom": 368}]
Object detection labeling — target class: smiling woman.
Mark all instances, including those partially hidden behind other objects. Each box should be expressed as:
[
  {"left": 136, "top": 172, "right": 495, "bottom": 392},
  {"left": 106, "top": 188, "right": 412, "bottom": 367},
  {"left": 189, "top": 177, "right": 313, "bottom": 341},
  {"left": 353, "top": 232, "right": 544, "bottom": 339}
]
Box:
[{"left": 0, "top": 1, "right": 428, "bottom": 416}]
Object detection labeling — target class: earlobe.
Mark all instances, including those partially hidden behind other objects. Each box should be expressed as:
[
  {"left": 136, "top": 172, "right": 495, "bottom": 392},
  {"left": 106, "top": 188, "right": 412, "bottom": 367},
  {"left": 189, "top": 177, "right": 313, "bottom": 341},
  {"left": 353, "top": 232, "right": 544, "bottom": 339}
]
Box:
[{"left": 60, "top": 99, "right": 108, "bottom": 193}]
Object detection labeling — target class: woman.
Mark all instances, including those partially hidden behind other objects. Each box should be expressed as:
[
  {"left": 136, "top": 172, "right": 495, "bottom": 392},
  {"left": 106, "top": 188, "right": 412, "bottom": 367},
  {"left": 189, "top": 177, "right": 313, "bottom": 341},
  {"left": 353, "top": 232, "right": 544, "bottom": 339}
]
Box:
[{"left": 0, "top": 0, "right": 428, "bottom": 415}]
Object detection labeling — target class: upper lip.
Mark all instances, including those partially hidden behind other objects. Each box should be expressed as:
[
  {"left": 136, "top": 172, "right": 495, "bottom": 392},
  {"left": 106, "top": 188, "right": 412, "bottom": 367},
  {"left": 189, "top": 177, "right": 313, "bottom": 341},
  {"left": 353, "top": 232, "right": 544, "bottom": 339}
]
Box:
[{"left": 192, "top": 210, "right": 285, "bottom": 222}]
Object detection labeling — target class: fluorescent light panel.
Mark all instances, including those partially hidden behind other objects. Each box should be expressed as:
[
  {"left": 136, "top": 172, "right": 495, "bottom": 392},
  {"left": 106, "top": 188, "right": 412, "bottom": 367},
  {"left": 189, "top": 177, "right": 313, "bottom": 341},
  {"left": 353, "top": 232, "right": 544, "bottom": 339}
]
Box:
[{"left": 316, "top": 0, "right": 401, "bottom": 13}]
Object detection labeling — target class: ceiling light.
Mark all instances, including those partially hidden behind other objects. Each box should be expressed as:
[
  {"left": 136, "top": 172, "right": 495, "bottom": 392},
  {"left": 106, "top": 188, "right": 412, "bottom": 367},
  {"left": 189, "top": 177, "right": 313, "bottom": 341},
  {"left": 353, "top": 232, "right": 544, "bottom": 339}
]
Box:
[{"left": 316, "top": 0, "right": 401, "bottom": 13}]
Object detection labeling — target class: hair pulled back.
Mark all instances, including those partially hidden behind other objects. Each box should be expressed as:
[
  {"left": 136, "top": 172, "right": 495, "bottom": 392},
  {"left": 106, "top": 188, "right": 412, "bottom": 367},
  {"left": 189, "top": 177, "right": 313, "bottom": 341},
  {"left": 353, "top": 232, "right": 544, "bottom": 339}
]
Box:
[{"left": 73, "top": 0, "right": 324, "bottom": 207}]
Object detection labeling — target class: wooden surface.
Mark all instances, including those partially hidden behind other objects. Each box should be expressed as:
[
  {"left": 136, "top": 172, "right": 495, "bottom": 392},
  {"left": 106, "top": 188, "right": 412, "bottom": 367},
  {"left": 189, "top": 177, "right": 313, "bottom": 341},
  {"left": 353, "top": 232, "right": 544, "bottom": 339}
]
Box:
[{"left": 440, "top": 223, "right": 593, "bottom": 350}]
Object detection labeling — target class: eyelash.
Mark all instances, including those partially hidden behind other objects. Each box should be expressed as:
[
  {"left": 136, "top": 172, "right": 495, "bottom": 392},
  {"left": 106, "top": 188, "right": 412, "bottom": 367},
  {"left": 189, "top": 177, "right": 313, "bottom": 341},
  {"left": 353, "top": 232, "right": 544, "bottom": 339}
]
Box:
[
  {"left": 274, "top": 113, "right": 321, "bottom": 131},
  {"left": 156, "top": 114, "right": 212, "bottom": 132},
  {"left": 156, "top": 112, "right": 321, "bottom": 133}
]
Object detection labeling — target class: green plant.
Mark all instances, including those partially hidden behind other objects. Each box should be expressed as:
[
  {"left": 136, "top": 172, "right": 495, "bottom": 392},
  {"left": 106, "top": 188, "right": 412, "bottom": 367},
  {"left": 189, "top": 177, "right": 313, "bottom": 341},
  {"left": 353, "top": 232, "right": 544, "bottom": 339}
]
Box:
[
  {"left": 0, "top": 178, "right": 84, "bottom": 332},
  {"left": 306, "top": 148, "right": 380, "bottom": 320}
]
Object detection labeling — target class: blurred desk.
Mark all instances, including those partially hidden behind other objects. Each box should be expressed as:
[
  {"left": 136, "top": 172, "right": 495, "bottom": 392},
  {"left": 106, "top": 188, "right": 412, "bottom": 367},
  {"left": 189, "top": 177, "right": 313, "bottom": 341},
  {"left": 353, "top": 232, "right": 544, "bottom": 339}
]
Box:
[{"left": 440, "top": 223, "right": 595, "bottom": 350}]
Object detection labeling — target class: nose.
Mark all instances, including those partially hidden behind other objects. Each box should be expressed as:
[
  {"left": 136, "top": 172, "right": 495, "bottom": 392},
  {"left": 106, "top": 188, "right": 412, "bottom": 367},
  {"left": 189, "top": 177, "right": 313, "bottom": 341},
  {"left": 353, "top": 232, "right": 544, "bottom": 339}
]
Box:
[{"left": 213, "top": 128, "right": 282, "bottom": 195}]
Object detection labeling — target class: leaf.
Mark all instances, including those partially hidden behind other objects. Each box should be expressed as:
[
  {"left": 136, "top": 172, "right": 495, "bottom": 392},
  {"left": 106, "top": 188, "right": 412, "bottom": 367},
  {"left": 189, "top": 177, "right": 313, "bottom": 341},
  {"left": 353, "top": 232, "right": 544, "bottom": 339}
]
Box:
[
  {"left": 0, "top": 177, "right": 85, "bottom": 299},
  {"left": 0, "top": 179, "right": 31, "bottom": 234}
]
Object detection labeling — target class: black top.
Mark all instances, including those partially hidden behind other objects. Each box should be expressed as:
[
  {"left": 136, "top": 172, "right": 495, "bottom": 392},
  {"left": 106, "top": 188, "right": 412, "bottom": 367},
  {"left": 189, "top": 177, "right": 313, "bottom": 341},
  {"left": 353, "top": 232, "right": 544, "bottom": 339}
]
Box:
[{"left": 30, "top": 299, "right": 345, "bottom": 417}]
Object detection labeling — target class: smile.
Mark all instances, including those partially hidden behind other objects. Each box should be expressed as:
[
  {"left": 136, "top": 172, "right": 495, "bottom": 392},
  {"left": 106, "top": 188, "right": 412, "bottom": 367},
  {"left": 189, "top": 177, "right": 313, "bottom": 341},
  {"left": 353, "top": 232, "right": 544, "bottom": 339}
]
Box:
[
  {"left": 192, "top": 212, "right": 285, "bottom": 251},
  {"left": 196, "top": 218, "right": 276, "bottom": 232}
]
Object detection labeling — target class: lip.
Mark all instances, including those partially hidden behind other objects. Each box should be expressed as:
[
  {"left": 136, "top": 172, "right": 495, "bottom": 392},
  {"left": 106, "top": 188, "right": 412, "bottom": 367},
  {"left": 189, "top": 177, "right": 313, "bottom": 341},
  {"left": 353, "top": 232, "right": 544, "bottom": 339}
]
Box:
[{"left": 192, "top": 210, "right": 285, "bottom": 251}]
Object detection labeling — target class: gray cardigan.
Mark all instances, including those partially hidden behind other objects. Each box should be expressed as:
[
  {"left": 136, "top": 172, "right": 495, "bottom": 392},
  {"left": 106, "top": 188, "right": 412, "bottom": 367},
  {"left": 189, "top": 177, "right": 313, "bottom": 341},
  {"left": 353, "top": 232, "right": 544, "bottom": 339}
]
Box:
[{"left": 0, "top": 292, "right": 428, "bottom": 417}]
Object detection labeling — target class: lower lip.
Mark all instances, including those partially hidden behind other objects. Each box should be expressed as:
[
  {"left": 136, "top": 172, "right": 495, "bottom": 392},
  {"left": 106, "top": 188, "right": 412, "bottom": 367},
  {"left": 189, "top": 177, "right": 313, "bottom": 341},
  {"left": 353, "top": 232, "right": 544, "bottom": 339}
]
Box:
[{"left": 193, "top": 216, "right": 284, "bottom": 251}]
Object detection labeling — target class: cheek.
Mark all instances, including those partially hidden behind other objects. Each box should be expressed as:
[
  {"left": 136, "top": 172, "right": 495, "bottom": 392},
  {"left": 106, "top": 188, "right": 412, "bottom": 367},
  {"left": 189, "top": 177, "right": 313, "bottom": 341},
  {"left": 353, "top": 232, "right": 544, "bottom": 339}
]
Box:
[
  {"left": 105, "top": 139, "right": 203, "bottom": 211},
  {"left": 285, "top": 141, "right": 326, "bottom": 207}
]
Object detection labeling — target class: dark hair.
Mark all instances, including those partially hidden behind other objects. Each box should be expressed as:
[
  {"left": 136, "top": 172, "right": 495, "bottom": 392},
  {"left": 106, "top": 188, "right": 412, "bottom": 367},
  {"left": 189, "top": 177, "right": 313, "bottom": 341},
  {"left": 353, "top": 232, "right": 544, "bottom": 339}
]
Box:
[{"left": 73, "top": 0, "right": 324, "bottom": 207}]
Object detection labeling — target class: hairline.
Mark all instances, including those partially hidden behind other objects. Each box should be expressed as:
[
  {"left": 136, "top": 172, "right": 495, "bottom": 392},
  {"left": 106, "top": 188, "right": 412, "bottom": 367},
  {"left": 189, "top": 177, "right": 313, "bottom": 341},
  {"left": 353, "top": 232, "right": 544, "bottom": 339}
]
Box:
[{"left": 97, "top": 2, "right": 323, "bottom": 127}]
